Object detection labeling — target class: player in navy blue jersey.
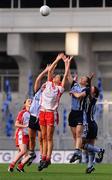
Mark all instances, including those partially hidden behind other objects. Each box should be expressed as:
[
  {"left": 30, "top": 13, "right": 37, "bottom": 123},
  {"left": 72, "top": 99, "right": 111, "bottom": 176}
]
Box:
[
  {"left": 69, "top": 76, "right": 90, "bottom": 163},
  {"left": 83, "top": 86, "right": 105, "bottom": 174},
  {"left": 63, "top": 56, "right": 91, "bottom": 163}
]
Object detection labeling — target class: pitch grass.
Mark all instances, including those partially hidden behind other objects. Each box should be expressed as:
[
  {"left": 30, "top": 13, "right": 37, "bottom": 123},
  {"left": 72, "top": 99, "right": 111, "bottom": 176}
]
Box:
[{"left": 0, "top": 164, "right": 112, "bottom": 180}]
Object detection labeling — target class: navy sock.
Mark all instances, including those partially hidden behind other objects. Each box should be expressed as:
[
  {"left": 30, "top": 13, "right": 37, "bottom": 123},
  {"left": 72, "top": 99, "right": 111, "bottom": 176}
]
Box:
[{"left": 88, "top": 152, "right": 95, "bottom": 168}]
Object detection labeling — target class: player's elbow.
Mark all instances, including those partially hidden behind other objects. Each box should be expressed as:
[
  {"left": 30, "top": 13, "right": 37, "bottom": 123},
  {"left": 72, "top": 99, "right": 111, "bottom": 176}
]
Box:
[
  {"left": 48, "top": 68, "right": 52, "bottom": 74},
  {"left": 15, "top": 122, "right": 19, "bottom": 128},
  {"left": 15, "top": 123, "right": 18, "bottom": 128},
  {"left": 34, "top": 86, "right": 37, "bottom": 93}
]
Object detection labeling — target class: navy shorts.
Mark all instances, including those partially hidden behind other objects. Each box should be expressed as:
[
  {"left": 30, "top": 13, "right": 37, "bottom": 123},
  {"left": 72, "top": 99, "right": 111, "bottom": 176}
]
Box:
[
  {"left": 68, "top": 110, "right": 83, "bottom": 127},
  {"left": 86, "top": 121, "right": 98, "bottom": 139},
  {"left": 29, "top": 115, "right": 41, "bottom": 131}
]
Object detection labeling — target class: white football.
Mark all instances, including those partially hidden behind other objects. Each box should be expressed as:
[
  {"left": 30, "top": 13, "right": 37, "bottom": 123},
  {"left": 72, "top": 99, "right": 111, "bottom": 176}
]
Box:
[{"left": 40, "top": 5, "right": 51, "bottom": 16}]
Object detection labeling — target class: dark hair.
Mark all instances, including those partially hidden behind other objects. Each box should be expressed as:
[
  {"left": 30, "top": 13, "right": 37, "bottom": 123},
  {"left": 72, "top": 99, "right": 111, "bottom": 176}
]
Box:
[
  {"left": 24, "top": 98, "right": 30, "bottom": 104},
  {"left": 60, "top": 74, "right": 63, "bottom": 81},
  {"left": 86, "top": 76, "right": 91, "bottom": 87},
  {"left": 24, "top": 100, "right": 26, "bottom": 104},
  {"left": 93, "top": 86, "right": 99, "bottom": 98}
]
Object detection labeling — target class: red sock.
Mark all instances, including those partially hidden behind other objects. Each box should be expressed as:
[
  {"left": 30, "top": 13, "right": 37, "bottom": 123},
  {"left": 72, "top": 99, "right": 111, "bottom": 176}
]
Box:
[
  {"left": 10, "top": 162, "right": 15, "bottom": 168},
  {"left": 42, "top": 155, "right": 46, "bottom": 161},
  {"left": 18, "top": 163, "right": 24, "bottom": 169},
  {"left": 46, "top": 156, "right": 51, "bottom": 162},
  {"left": 12, "top": 161, "right": 15, "bottom": 164}
]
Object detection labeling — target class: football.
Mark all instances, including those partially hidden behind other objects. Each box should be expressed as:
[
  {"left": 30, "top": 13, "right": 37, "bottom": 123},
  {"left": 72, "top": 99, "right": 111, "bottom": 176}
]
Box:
[{"left": 40, "top": 5, "right": 51, "bottom": 16}]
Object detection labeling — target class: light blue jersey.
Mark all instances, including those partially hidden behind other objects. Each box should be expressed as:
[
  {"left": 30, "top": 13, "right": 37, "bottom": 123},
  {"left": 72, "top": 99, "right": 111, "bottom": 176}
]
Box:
[
  {"left": 30, "top": 88, "right": 42, "bottom": 117},
  {"left": 22, "top": 111, "right": 30, "bottom": 135},
  {"left": 70, "top": 81, "right": 89, "bottom": 111}
]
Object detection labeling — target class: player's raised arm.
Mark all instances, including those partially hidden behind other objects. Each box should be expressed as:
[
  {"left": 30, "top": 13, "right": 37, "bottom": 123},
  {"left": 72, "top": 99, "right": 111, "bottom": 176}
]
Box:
[
  {"left": 89, "top": 73, "right": 95, "bottom": 81},
  {"left": 34, "top": 65, "right": 50, "bottom": 93},
  {"left": 62, "top": 55, "right": 74, "bottom": 84},
  {"left": 61, "top": 56, "right": 73, "bottom": 88},
  {"left": 48, "top": 53, "right": 64, "bottom": 81},
  {"left": 88, "top": 72, "right": 95, "bottom": 88}
]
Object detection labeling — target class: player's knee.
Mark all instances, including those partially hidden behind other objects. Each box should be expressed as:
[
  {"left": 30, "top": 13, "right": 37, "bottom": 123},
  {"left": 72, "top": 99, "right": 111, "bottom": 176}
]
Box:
[
  {"left": 76, "top": 133, "right": 82, "bottom": 138},
  {"left": 76, "top": 129, "right": 82, "bottom": 137},
  {"left": 73, "top": 134, "right": 76, "bottom": 139},
  {"left": 21, "top": 149, "right": 27, "bottom": 155},
  {"left": 42, "top": 134, "right": 47, "bottom": 141},
  {"left": 47, "top": 133, "right": 53, "bottom": 141}
]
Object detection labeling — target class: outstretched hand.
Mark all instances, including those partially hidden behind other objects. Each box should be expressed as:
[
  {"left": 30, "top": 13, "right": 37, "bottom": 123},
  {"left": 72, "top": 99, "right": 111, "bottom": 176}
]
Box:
[
  {"left": 89, "top": 73, "right": 95, "bottom": 80},
  {"left": 68, "top": 56, "right": 73, "bottom": 63},
  {"left": 74, "top": 72, "right": 78, "bottom": 81},
  {"left": 44, "top": 64, "right": 51, "bottom": 72},
  {"left": 56, "top": 53, "right": 65, "bottom": 61},
  {"left": 62, "top": 55, "right": 73, "bottom": 64}
]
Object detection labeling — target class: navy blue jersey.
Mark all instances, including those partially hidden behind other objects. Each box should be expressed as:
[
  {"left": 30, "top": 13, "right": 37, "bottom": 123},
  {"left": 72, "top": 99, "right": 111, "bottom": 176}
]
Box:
[
  {"left": 85, "top": 97, "right": 97, "bottom": 123},
  {"left": 70, "top": 81, "right": 90, "bottom": 111}
]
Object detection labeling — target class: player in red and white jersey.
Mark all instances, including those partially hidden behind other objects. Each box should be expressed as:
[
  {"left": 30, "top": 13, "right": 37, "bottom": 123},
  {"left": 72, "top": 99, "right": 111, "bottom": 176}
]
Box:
[
  {"left": 15, "top": 109, "right": 30, "bottom": 147},
  {"left": 8, "top": 98, "right": 32, "bottom": 172},
  {"left": 16, "top": 66, "right": 50, "bottom": 170},
  {"left": 40, "top": 80, "right": 64, "bottom": 111},
  {"left": 38, "top": 53, "right": 73, "bottom": 171}
]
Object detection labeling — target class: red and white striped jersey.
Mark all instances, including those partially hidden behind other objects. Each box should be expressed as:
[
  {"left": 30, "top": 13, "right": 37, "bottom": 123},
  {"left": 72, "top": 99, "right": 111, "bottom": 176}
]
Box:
[
  {"left": 40, "top": 81, "right": 64, "bottom": 111},
  {"left": 16, "top": 109, "right": 30, "bottom": 135}
]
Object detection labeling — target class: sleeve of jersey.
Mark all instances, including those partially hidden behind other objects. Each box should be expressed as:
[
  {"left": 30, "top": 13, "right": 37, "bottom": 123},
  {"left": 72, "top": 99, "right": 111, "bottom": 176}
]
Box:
[
  {"left": 71, "top": 80, "right": 77, "bottom": 88},
  {"left": 23, "top": 112, "right": 30, "bottom": 124},
  {"left": 16, "top": 111, "right": 23, "bottom": 123},
  {"left": 47, "top": 80, "right": 52, "bottom": 84},
  {"left": 58, "top": 86, "right": 64, "bottom": 94}
]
